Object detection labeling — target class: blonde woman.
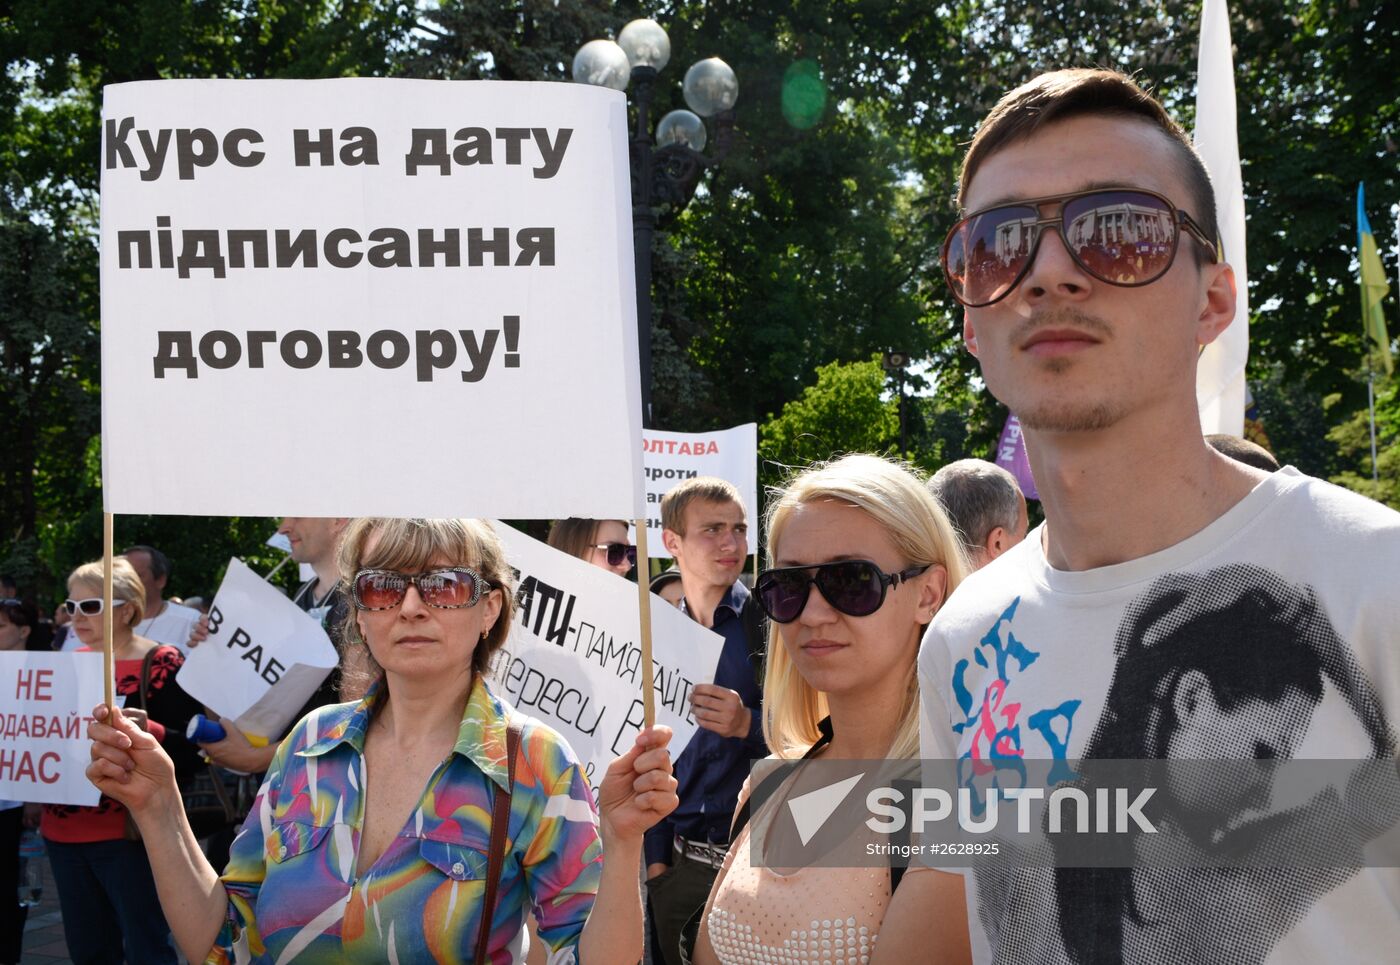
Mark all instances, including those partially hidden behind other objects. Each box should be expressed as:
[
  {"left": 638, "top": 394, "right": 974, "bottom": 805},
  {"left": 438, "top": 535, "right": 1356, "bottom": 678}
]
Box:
[
  {"left": 44, "top": 558, "right": 202, "bottom": 965},
  {"left": 691, "top": 454, "right": 974, "bottom": 965},
  {"left": 87, "top": 518, "right": 676, "bottom": 964}
]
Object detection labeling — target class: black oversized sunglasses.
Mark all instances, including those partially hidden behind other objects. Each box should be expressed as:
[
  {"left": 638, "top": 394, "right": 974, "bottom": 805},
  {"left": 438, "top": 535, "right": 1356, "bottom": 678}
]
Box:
[
  {"left": 941, "top": 187, "right": 1219, "bottom": 308},
  {"left": 351, "top": 567, "right": 492, "bottom": 611},
  {"left": 755, "top": 560, "right": 930, "bottom": 624}
]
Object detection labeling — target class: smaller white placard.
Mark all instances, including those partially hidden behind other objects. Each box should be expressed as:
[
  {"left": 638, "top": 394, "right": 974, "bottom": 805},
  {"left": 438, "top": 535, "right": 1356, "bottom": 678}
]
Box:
[
  {"left": 177, "top": 558, "right": 338, "bottom": 740},
  {"left": 489, "top": 522, "right": 724, "bottom": 791},
  {"left": 643, "top": 424, "right": 758, "bottom": 552},
  {"left": 265, "top": 531, "right": 292, "bottom": 554},
  {"left": 0, "top": 652, "right": 107, "bottom": 805},
  {"left": 264, "top": 531, "right": 315, "bottom": 582}
]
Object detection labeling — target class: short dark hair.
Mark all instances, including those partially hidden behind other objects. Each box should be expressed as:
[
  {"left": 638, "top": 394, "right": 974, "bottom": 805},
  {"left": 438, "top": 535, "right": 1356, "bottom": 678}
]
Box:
[
  {"left": 927, "top": 459, "right": 1024, "bottom": 552},
  {"left": 959, "top": 68, "right": 1219, "bottom": 261},
  {"left": 1206, "top": 433, "right": 1280, "bottom": 472},
  {"left": 0, "top": 597, "right": 36, "bottom": 628},
  {"left": 122, "top": 544, "right": 171, "bottom": 582}
]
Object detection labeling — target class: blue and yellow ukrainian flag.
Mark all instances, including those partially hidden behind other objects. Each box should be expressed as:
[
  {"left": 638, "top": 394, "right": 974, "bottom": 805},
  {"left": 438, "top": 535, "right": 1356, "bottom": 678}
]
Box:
[{"left": 1357, "top": 183, "right": 1394, "bottom": 374}]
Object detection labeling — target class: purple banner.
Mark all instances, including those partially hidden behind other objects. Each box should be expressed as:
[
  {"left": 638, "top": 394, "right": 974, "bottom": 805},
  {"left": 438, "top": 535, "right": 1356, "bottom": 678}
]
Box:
[{"left": 994, "top": 413, "right": 1038, "bottom": 500}]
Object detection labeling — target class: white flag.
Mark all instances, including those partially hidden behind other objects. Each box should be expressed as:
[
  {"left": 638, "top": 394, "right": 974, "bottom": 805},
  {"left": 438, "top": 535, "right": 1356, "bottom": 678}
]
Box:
[{"left": 1194, "top": 0, "right": 1248, "bottom": 435}]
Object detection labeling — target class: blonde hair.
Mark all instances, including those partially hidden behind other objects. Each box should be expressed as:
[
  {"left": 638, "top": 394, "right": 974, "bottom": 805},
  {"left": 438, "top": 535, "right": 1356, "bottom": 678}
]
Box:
[
  {"left": 68, "top": 558, "right": 146, "bottom": 628},
  {"left": 761, "top": 454, "right": 969, "bottom": 760},
  {"left": 336, "top": 518, "right": 515, "bottom": 695}
]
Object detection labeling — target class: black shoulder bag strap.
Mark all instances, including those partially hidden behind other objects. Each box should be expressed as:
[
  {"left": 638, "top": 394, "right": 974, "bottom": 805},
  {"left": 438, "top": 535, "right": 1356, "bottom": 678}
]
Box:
[
  {"left": 726, "top": 716, "right": 905, "bottom": 894},
  {"left": 728, "top": 716, "right": 833, "bottom": 842},
  {"left": 476, "top": 714, "right": 524, "bottom": 963}
]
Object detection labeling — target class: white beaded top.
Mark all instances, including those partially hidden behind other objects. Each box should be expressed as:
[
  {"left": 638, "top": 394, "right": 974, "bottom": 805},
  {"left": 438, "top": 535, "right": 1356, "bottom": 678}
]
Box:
[
  {"left": 705, "top": 776, "right": 910, "bottom": 965},
  {"left": 707, "top": 907, "right": 878, "bottom": 965}
]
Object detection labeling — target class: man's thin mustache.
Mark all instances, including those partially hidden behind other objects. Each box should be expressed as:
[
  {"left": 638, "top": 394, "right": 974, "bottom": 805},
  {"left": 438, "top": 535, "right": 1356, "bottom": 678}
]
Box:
[{"left": 1012, "top": 309, "right": 1114, "bottom": 344}]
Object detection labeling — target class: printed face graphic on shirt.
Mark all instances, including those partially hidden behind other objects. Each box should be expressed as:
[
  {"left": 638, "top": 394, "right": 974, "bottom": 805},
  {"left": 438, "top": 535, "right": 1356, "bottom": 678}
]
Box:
[{"left": 951, "top": 563, "right": 1396, "bottom": 965}]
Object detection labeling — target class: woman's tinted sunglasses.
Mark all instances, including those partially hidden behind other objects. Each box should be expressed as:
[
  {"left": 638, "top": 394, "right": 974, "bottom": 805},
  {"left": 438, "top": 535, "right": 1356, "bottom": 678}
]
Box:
[
  {"left": 352, "top": 567, "right": 492, "bottom": 610},
  {"left": 755, "top": 559, "right": 929, "bottom": 624},
  {"left": 592, "top": 543, "right": 638, "bottom": 568}
]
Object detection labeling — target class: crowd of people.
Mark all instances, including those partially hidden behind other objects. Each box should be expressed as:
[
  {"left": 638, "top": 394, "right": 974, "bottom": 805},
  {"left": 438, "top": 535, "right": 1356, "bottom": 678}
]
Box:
[{"left": 1, "top": 65, "right": 1396, "bottom": 964}]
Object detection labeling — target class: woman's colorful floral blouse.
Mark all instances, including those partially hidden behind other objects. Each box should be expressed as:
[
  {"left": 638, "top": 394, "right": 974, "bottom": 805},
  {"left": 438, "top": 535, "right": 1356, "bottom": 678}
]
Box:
[{"left": 207, "top": 675, "right": 602, "bottom": 964}]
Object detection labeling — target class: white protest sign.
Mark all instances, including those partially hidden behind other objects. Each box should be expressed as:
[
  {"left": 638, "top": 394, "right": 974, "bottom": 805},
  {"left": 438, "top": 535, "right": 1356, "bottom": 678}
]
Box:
[
  {"left": 0, "top": 652, "right": 106, "bottom": 805},
  {"left": 488, "top": 522, "right": 724, "bottom": 790},
  {"left": 642, "top": 423, "right": 758, "bottom": 552},
  {"left": 101, "top": 79, "right": 642, "bottom": 518},
  {"left": 177, "top": 558, "right": 338, "bottom": 740}
]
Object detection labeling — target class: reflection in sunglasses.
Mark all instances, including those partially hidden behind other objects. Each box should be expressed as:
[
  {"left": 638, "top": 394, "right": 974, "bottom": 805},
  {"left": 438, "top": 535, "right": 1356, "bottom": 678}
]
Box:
[{"left": 943, "top": 187, "right": 1217, "bottom": 308}]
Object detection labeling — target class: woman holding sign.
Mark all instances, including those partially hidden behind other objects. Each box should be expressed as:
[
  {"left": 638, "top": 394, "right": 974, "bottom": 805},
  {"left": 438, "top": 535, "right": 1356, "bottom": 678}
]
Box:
[
  {"left": 688, "top": 455, "right": 974, "bottom": 965},
  {"left": 87, "top": 517, "right": 677, "bottom": 964},
  {"left": 43, "top": 558, "right": 202, "bottom": 965}
]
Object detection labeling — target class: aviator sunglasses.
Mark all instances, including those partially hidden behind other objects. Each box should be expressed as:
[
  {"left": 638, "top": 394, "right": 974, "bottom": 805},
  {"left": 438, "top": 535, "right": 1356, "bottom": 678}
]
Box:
[
  {"left": 351, "top": 567, "right": 492, "bottom": 611},
  {"left": 755, "top": 559, "right": 930, "bottom": 624},
  {"left": 592, "top": 542, "right": 638, "bottom": 568},
  {"left": 941, "top": 187, "right": 1219, "bottom": 308},
  {"left": 63, "top": 597, "right": 127, "bottom": 616}
]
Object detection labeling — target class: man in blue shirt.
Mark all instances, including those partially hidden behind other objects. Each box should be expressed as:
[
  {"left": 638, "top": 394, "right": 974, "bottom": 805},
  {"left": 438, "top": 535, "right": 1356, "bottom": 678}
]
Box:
[{"left": 644, "top": 477, "right": 766, "bottom": 965}]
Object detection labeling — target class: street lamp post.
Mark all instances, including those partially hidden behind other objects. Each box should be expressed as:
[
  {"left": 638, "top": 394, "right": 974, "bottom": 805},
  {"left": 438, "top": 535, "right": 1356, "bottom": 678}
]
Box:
[
  {"left": 883, "top": 351, "right": 911, "bottom": 459},
  {"left": 573, "top": 19, "right": 738, "bottom": 428}
]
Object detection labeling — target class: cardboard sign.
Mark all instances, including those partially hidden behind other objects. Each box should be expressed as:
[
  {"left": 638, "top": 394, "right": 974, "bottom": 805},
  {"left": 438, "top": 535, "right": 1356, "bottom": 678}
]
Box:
[
  {"left": 642, "top": 424, "right": 758, "bottom": 549},
  {"left": 100, "top": 79, "right": 642, "bottom": 518},
  {"left": 488, "top": 522, "right": 724, "bottom": 789},
  {"left": 176, "top": 558, "right": 338, "bottom": 740},
  {"left": 0, "top": 652, "right": 107, "bottom": 805}
]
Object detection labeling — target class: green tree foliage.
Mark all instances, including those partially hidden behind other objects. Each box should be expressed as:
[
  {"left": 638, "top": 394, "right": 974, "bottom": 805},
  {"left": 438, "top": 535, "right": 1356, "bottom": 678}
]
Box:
[
  {"left": 4, "top": 0, "right": 1398, "bottom": 598},
  {"left": 1327, "top": 370, "right": 1399, "bottom": 510},
  {"left": 0, "top": 1, "right": 415, "bottom": 225},
  {"left": 759, "top": 356, "right": 898, "bottom": 485},
  {"left": 404, "top": 0, "right": 629, "bottom": 80},
  {"left": 0, "top": 222, "right": 98, "bottom": 587},
  {"left": 0, "top": 1, "right": 415, "bottom": 600},
  {"left": 650, "top": 2, "right": 965, "bottom": 430}
]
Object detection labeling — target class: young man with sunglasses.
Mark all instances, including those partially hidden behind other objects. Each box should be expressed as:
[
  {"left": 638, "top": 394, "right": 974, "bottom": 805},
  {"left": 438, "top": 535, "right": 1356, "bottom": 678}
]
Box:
[
  {"left": 917, "top": 69, "right": 1400, "bottom": 964},
  {"left": 645, "top": 477, "right": 767, "bottom": 965}
]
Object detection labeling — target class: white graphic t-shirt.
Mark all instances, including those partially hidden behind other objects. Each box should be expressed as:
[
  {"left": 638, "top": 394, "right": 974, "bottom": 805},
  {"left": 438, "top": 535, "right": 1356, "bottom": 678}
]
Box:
[{"left": 919, "top": 468, "right": 1400, "bottom": 965}]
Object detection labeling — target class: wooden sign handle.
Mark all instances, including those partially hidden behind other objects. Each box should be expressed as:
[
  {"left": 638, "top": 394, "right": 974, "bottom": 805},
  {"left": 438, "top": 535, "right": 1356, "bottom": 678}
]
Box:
[
  {"left": 635, "top": 518, "right": 655, "bottom": 728},
  {"left": 102, "top": 512, "right": 115, "bottom": 711}
]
